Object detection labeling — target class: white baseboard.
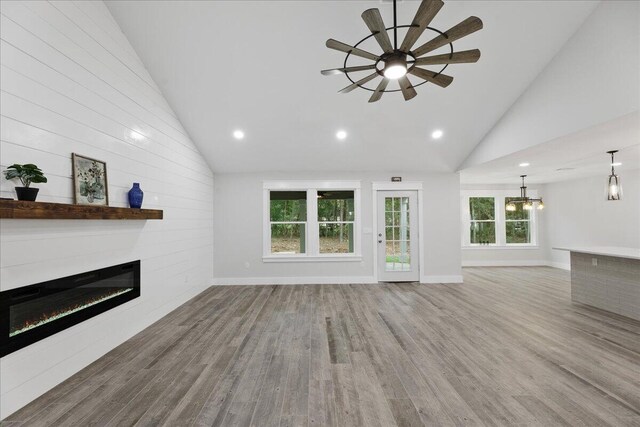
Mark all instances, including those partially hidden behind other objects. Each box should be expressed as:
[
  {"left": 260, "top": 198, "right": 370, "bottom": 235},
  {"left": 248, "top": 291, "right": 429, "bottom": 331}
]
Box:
[
  {"left": 212, "top": 276, "right": 376, "bottom": 286},
  {"left": 462, "top": 260, "right": 572, "bottom": 271},
  {"left": 213, "top": 275, "right": 465, "bottom": 285},
  {"left": 420, "top": 275, "right": 464, "bottom": 284},
  {"left": 462, "top": 260, "right": 548, "bottom": 267}
]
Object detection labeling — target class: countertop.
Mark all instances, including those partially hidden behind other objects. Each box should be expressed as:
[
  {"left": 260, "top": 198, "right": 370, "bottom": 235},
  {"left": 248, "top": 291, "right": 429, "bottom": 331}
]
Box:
[{"left": 553, "top": 246, "right": 640, "bottom": 260}]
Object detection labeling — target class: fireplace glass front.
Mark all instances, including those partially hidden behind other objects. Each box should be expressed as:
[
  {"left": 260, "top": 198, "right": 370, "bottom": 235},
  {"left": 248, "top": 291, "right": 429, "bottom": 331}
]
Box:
[{"left": 1, "top": 261, "right": 140, "bottom": 357}]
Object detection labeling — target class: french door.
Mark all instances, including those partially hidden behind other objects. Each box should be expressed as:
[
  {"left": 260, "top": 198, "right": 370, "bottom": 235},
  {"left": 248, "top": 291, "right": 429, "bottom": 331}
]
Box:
[{"left": 376, "top": 191, "right": 419, "bottom": 282}]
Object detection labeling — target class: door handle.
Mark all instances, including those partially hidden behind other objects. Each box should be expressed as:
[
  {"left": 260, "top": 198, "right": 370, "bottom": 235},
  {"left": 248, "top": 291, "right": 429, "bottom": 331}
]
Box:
[{"left": 378, "top": 240, "right": 383, "bottom": 243}]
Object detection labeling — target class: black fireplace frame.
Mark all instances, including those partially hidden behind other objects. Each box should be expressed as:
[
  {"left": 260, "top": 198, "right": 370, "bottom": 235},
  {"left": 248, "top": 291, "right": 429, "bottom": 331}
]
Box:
[{"left": 0, "top": 261, "right": 140, "bottom": 357}]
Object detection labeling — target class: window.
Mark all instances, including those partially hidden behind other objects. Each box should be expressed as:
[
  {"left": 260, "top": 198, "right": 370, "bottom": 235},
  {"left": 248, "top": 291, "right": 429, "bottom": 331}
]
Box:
[
  {"left": 318, "top": 191, "right": 354, "bottom": 254},
  {"left": 461, "top": 191, "right": 538, "bottom": 248},
  {"left": 469, "top": 197, "right": 496, "bottom": 244},
  {"left": 385, "top": 196, "right": 411, "bottom": 271},
  {"left": 264, "top": 182, "right": 361, "bottom": 260},
  {"left": 270, "top": 191, "right": 307, "bottom": 254},
  {"left": 505, "top": 197, "right": 530, "bottom": 244}
]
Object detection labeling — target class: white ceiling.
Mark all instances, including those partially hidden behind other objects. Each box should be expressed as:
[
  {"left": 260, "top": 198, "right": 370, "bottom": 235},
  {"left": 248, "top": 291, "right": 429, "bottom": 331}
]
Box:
[
  {"left": 460, "top": 112, "right": 640, "bottom": 184},
  {"left": 106, "top": 0, "right": 599, "bottom": 174}
]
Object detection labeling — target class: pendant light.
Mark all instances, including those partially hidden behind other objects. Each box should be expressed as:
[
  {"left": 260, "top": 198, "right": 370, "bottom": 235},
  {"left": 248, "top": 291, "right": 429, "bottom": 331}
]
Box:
[
  {"left": 506, "top": 175, "right": 544, "bottom": 211},
  {"left": 606, "top": 150, "right": 622, "bottom": 201}
]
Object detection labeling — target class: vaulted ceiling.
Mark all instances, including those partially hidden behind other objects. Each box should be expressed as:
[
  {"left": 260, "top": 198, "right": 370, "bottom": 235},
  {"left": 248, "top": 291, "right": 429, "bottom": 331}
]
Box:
[{"left": 106, "top": 0, "right": 599, "bottom": 174}]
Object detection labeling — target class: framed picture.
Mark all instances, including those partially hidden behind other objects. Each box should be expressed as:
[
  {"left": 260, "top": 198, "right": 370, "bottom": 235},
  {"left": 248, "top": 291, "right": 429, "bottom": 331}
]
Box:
[{"left": 72, "top": 153, "right": 109, "bottom": 206}]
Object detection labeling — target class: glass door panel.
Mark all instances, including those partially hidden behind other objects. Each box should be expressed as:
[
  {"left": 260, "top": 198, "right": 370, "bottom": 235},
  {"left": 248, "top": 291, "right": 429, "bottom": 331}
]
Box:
[
  {"left": 377, "top": 191, "right": 419, "bottom": 282},
  {"left": 385, "top": 197, "right": 411, "bottom": 271}
]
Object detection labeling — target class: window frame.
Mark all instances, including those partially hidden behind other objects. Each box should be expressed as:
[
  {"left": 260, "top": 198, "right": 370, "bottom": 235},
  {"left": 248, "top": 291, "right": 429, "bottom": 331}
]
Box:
[
  {"left": 504, "top": 197, "right": 532, "bottom": 246},
  {"left": 317, "top": 191, "right": 355, "bottom": 255},
  {"left": 468, "top": 196, "right": 497, "bottom": 245},
  {"left": 268, "top": 191, "right": 308, "bottom": 255},
  {"left": 461, "top": 190, "right": 539, "bottom": 248},
  {"left": 263, "top": 181, "right": 362, "bottom": 262}
]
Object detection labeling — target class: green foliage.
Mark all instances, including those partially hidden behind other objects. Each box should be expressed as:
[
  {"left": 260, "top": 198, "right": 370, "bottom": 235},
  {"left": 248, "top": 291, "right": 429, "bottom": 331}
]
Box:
[
  {"left": 505, "top": 198, "right": 531, "bottom": 243},
  {"left": 270, "top": 194, "right": 306, "bottom": 222},
  {"left": 505, "top": 197, "right": 529, "bottom": 220},
  {"left": 469, "top": 197, "right": 495, "bottom": 244},
  {"left": 318, "top": 198, "right": 354, "bottom": 222},
  {"left": 270, "top": 192, "right": 306, "bottom": 241},
  {"left": 470, "top": 222, "right": 496, "bottom": 244},
  {"left": 3, "top": 164, "right": 47, "bottom": 188},
  {"left": 506, "top": 221, "right": 530, "bottom": 244},
  {"left": 469, "top": 197, "right": 495, "bottom": 220},
  {"left": 270, "top": 191, "right": 355, "bottom": 236}
]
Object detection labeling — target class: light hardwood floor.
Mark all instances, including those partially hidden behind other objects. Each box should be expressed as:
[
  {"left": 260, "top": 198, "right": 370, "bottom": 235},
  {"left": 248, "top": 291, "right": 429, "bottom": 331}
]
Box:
[{"left": 3, "top": 267, "right": 640, "bottom": 426}]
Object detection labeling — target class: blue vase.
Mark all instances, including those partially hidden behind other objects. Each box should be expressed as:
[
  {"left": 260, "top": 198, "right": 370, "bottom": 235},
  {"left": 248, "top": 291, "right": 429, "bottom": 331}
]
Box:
[{"left": 128, "top": 183, "right": 144, "bottom": 208}]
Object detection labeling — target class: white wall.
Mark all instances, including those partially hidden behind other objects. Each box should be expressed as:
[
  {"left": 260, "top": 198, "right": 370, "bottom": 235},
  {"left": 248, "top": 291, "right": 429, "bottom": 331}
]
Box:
[
  {"left": 545, "top": 169, "right": 640, "bottom": 269},
  {"left": 0, "top": 1, "right": 213, "bottom": 418},
  {"left": 461, "top": 0, "right": 640, "bottom": 169},
  {"left": 213, "top": 172, "right": 462, "bottom": 284}
]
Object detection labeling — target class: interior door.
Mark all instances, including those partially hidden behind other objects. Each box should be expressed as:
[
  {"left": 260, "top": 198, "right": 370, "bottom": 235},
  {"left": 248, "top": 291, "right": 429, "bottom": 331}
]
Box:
[{"left": 377, "top": 191, "right": 419, "bottom": 282}]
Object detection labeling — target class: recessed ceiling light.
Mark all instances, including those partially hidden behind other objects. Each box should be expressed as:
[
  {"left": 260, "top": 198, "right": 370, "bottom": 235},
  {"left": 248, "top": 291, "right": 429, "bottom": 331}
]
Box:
[
  {"left": 233, "top": 130, "right": 245, "bottom": 140},
  {"left": 519, "top": 162, "right": 530, "bottom": 167},
  {"left": 431, "top": 129, "right": 443, "bottom": 139},
  {"left": 611, "top": 162, "right": 622, "bottom": 166},
  {"left": 336, "top": 130, "right": 347, "bottom": 140}
]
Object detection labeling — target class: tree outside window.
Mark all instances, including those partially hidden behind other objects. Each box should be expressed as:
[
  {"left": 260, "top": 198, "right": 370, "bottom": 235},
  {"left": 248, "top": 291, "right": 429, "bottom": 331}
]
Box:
[
  {"left": 270, "top": 191, "right": 307, "bottom": 254},
  {"left": 469, "top": 197, "right": 496, "bottom": 244},
  {"left": 317, "top": 191, "right": 354, "bottom": 254},
  {"left": 505, "top": 197, "right": 530, "bottom": 244}
]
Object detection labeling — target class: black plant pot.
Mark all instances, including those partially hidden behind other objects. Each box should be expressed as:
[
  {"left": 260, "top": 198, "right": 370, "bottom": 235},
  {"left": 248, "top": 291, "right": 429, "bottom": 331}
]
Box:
[{"left": 15, "top": 187, "right": 39, "bottom": 201}]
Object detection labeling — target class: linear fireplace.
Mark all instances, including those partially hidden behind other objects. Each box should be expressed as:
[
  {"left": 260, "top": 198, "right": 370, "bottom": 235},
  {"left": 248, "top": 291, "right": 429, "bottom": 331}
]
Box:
[{"left": 1, "top": 261, "right": 140, "bottom": 357}]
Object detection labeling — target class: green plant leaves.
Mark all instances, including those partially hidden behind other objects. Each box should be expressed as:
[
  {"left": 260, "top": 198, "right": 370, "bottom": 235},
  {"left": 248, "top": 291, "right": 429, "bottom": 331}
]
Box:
[{"left": 3, "top": 163, "right": 47, "bottom": 188}]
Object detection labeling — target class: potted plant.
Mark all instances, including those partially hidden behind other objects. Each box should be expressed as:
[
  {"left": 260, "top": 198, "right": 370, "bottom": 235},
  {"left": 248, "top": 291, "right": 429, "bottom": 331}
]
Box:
[{"left": 3, "top": 163, "right": 48, "bottom": 201}]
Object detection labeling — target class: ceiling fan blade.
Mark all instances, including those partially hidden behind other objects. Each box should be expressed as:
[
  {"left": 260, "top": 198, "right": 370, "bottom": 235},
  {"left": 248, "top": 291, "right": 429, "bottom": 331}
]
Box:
[
  {"left": 339, "top": 72, "right": 379, "bottom": 94},
  {"left": 362, "top": 8, "right": 394, "bottom": 54},
  {"left": 398, "top": 76, "right": 417, "bottom": 101},
  {"left": 400, "top": 0, "right": 444, "bottom": 52},
  {"left": 414, "top": 49, "right": 481, "bottom": 66},
  {"left": 321, "top": 64, "right": 378, "bottom": 76},
  {"left": 413, "top": 16, "right": 483, "bottom": 57},
  {"left": 369, "top": 78, "right": 389, "bottom": 103},
  {"left": 409, "top": 67, "right": 453, "bottom": 88},
  {"left": 326, "top": 39, "right": 380, "bottom": 61}
]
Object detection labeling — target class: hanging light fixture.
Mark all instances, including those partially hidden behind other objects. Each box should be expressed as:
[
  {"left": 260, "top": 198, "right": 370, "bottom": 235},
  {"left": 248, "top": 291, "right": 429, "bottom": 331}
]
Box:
[
  {"left": 507, "top": 175, "right": 544, "bottom": 211},
  {"left": 320, "top": 0, "right": 484, "bottom": 102},
  {"left": 606, "top": 150, "right": 622, "bottom": 201}
]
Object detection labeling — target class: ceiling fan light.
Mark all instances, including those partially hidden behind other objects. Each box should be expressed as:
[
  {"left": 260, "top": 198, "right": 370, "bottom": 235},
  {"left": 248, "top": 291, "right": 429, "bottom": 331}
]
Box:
[{"left": 383, "top": 63, "right": 407, "bottom": 79}]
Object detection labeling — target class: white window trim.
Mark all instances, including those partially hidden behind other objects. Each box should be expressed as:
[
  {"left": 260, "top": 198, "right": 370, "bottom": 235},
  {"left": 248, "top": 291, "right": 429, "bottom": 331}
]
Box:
[
  {"left": 461, "top": 190, "right": 539, "bottom": 249},
  {"left": 263, "top": 181, "right": 362, "bottom": 262}
]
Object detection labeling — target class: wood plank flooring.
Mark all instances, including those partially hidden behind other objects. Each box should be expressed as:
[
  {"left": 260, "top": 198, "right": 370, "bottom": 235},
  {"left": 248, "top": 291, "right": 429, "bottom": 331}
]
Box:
[{"left": 3, "top": 267, "right": 640, "bottom": 426}]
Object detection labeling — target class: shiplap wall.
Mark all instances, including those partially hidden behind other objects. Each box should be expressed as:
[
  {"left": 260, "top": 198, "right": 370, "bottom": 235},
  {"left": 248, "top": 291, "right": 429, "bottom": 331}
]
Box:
[{"left": 0, "top": 0, "right": 214, "bottom": 418}]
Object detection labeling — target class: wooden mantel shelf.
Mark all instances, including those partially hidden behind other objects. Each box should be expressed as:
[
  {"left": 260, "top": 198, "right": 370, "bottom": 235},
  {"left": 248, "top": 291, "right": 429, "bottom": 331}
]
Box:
[{"left": 0, "top": 200, "right": 163, "bottom": 220}]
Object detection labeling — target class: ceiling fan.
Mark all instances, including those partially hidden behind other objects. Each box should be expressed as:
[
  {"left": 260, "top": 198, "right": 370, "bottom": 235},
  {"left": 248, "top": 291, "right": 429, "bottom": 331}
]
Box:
[{"left": 321, "top": 0, "right": 483, "bottom": 102}]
